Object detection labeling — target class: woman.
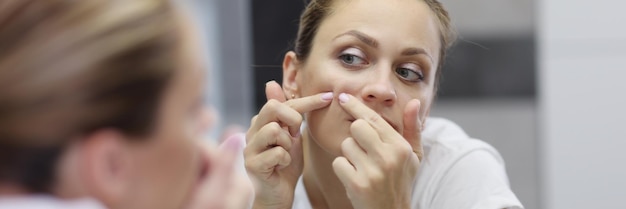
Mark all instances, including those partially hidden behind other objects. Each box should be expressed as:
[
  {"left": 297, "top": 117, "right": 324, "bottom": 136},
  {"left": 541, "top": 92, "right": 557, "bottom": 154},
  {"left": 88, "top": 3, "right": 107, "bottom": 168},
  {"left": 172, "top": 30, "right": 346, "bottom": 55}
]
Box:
[
  {"left": 0, "top": 0, "right": 250, "bottom": 208},
  {"left": 245, "top": 0, "right": 523, "bottom": 208}
]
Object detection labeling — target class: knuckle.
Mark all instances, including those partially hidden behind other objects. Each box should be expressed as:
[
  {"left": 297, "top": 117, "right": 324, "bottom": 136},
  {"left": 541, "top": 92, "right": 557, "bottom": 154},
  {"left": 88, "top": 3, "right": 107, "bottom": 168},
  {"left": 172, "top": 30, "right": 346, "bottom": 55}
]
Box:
[
  {"left": 267, "top": 122, "right": 282, "bottom": 135},
  {"left": 350, "top": 120, "right": 360, "bottom": 129},
  {"left": 285, "top": 100, "right": 297, "bottom": 109},
  {"left": 244, "top": 157, "right": 256, "bottom": 171},
  {"left": 332, "top": 157, "right": 342, "bottom": 168},
  {"left": 369, "top": 170, "right": 384, "bottom": 185},
  {"left": 341, "top": 138, "right": 352, "bottom": 150},
  {"left": 380, "top": 154, "right": 399, "bottom": 170},
  {"left": 250, "top": 115, "right": 259, "bottom": 125},
  {"left": 366, "top": 115, "right": 381, "bottom": 124},
  {"left": 264, "top": 99, "right": 281, "bottom": 112},
  {"left": 245, "top": 132, "right": 253, "bottom": 142},
  {"left": 351, "top": 179, "right": 372, "bottom": 195},
  {"left": 350, "top": 119, "right": 366, "bottom": 133},
  {"left": 295, "top": 114, "right": 303, "bottom": 124},
  {"left": 380, "top": 160, "right": 395, "bottom": 171},
  {"left": 278, "top": 147, "right": 290, "bottom": 161},
  {"left": 395, "top": 144, "right": 413, "bottom": 159}
]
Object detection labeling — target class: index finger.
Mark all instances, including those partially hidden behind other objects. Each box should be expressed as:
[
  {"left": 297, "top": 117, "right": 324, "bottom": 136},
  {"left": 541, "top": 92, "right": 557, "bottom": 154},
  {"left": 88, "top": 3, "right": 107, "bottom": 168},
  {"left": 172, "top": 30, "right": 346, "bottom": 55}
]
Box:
[
  {"left": 284, "top": 92, "right": 334, "bottom": 114},
  {"left": 250, "top": 92, "right": 333, "bottom": 138},
  {"left": 337, "top": 93, "right": 397, "bottom": 140}
]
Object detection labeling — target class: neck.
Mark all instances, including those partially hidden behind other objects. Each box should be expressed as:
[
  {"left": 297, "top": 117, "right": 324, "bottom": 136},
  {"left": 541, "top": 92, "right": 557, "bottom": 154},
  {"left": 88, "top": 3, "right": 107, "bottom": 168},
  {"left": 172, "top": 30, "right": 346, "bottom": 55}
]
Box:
[{"left": 302, "top": 130, "right": 353, "bottom": 209}]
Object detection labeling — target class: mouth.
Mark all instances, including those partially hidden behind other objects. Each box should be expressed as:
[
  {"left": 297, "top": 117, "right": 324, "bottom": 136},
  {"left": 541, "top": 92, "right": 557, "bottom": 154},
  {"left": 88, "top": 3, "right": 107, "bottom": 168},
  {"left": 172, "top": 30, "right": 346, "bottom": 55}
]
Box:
[{"left": 347, "top": 115, "right": 400, "bottom": 133}]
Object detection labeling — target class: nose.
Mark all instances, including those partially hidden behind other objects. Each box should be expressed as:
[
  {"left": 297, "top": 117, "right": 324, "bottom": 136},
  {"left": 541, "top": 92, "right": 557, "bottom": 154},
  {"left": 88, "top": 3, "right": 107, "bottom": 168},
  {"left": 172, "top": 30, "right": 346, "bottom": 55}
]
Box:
[{"left": 360, "top": 72, "right": 397, "bottom": 106}]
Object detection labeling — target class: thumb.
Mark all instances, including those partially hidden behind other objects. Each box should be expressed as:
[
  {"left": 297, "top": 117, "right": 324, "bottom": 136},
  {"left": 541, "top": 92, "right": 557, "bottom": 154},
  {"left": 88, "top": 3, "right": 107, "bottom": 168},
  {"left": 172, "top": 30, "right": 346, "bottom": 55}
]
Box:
[
  {"left": 217, "top": 133, "right": 245, "bottom": 166},
  {"left": 210, "top": 134, "right": 245, "bottom": 185},
  {"left": 265, "top": 80, "right": 287, "bottom": 102},
  {"left": 186, "top": 136, "right": 244, "bottom": 209},
  {"left": 402, "top": 99, "right": 423, "bottom": 160}
]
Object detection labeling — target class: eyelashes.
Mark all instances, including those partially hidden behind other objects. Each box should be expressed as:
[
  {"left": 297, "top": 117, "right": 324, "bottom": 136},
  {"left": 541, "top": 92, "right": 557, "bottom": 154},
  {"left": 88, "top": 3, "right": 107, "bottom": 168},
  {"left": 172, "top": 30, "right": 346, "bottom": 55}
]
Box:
[
  {"left": 336, "top": 47, "right": 425, "bottom": 82},
  {"left": 338, "top": 47, "right": 368, "bottom": 67}
]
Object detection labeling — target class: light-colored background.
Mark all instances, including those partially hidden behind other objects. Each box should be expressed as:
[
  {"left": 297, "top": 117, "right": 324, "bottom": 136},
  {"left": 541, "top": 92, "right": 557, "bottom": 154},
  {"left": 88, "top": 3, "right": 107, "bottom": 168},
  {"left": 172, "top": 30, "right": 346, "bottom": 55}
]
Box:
[{"left": 192, "top": 0, "right": 626, "bottom": 208}]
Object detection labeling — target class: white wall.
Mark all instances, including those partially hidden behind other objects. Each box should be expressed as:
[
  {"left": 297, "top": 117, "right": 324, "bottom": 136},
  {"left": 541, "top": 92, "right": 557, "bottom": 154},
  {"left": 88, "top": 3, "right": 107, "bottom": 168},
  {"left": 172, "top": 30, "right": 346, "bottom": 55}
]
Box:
[{"left": 538, "top": 1, "right": 626, "bottom": 208}]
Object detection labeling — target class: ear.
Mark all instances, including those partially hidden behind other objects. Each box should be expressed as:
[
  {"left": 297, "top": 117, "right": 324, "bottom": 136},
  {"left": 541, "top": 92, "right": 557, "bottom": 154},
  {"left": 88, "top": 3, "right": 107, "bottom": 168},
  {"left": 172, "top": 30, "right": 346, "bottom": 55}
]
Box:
[
  {"left": 282, "top": 51, "right": 301, "bottom": 99},
  {"left": 79, "top": 129, "right": 133, "bottom": 207}
]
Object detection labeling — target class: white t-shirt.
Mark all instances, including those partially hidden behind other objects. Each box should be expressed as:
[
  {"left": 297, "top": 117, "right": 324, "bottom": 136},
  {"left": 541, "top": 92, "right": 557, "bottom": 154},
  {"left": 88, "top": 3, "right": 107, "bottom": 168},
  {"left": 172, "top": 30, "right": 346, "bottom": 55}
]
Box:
[
  {"left": 292, "top": 117, "right": 524, "bottom": 209},
  {"left": 0, "top": 196, "right": 106, "bottom": 209}
]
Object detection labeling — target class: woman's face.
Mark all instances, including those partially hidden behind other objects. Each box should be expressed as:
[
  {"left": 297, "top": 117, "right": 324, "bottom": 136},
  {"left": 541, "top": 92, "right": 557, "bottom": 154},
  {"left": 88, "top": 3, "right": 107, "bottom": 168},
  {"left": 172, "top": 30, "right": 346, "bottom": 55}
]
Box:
[
  {"left": 294, "top": 0, "right": 441, "bottom": 156},
  {"left": 121, "top": 19, "right": 208, "bottom": 209}
]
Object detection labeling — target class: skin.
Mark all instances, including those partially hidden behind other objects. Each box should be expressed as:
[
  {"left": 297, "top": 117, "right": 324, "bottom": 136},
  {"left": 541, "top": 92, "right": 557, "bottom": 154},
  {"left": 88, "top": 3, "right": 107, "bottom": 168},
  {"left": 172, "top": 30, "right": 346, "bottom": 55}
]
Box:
[
  {"left": 245, "top": 0, "right": 442, "bottom": 208},
  {"left": 77, "top": 13, "right": 252, "bottom": 209},
  {"left": 0, "top": 11, "right": 251, "bottom": 209}
]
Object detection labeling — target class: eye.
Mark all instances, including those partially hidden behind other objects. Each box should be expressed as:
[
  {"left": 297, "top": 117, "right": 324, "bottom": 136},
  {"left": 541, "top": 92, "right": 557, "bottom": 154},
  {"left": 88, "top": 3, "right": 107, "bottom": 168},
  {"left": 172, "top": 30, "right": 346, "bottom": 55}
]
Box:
[
  {"left": 395, "top": 63, "right": 424, "bottom": 82},
  {"left": 338, "top": 47, "right": 368, "bottom": 66}
]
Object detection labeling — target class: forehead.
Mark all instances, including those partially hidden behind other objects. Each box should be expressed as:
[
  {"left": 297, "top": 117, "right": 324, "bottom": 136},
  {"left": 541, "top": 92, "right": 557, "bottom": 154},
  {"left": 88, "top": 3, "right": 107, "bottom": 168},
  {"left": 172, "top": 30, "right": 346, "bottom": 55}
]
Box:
[{"left": 315, "top": 0, "right": 441, "bottom": 59}]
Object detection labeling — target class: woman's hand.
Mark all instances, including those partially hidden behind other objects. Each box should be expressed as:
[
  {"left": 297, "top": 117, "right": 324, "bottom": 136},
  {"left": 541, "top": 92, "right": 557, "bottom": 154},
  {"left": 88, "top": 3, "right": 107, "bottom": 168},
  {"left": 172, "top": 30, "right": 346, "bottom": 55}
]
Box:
[
  {"left": 332, "top": 93, "right": 423, "bottom": 209},
  {"left": 186, "top": 134, "right": 253, "bottom": 209},
  {"left": 245, "top": 81, "right": 333, "bottom": 209}
]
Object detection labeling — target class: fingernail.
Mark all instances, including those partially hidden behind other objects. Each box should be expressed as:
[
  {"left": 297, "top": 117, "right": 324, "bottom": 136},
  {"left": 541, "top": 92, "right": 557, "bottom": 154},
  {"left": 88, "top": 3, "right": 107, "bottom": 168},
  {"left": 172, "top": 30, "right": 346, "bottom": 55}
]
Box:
[
  {"left": 321, "top": 92, "right": 334, "bottom": 101},
  {"left": 265, "top": 80, "right": 276, "bottom": 86},
  {"left": 339, "top": 93, "right": 349, "bottom": 103}
]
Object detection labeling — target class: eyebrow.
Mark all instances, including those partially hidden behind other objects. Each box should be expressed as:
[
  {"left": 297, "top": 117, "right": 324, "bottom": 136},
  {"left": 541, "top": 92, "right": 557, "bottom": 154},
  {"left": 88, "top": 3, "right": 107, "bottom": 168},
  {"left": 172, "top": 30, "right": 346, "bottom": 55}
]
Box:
[
  {"left": 402, "top": 47, "right": 433, "bottom": 62},
  {"left": 334, "top": 30, "right": 433, "bottom": 62},
  {"left": 334, "top": 30, "right": 379, "bottom": 48}
]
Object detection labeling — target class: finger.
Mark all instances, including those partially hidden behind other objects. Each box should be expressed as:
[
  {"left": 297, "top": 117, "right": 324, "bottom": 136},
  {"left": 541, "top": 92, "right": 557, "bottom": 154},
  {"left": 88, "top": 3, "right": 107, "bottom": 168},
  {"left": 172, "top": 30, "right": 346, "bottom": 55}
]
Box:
[
  {"left": 338, "top": 93, "right": 396, "bottom": 140},
  {"left": 245, "top": 146, "right": 291, "bottom": 174},
  {"left": 249, "top": 99, "right": 303, "bottom": 137},
  {"left": 250, "top": 93, "right": 333, "bottom": 137},
  {"left": 265, "top": 80, "right": 286, "bottom": 102},
  {"left": 402, "top": 99, "right": 424, "bottom": 160},
  {"left": 332, "top": 157, "right": 357, "bottom": 187},
  {"left": 246, "top": 122, "right": 293, "bottom": 154},
  {"left": 247, "top": 116, "right": 258, "bottom": 143},
  {"left": 284, "top": 92, "right": 333, "bottom": 114},
  {"left": 213, "top": 134, "right": 245, "bottom": 183},
  {"left": 282, "top": 92, "right": 334, "bottom": 135},
  {"left": 349, "top": 119, "right": 383, "bottom": 152},
  {"left": 189, "top": 138, "right": 241, "bottom": 209},
  {"left": 340, "top": 137, "right": 368, "bottom": 171}
]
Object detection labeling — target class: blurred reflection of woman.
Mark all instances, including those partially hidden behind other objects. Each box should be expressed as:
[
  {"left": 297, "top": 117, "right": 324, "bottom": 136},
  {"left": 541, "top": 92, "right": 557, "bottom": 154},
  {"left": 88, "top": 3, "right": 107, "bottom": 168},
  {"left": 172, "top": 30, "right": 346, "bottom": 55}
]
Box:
[
  {"left": 0, "top": 0, "right": 250, "bottom": 208},
  {"left": 244, "top": 0, "right": 524, "bottom": 208}
]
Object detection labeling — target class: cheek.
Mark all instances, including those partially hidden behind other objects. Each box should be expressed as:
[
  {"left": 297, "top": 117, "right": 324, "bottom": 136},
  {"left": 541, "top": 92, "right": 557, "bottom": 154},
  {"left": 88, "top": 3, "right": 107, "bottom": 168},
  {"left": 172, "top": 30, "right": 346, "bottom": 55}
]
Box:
[
  {"left": 160, "top": 118, "right": 199, "bottom": 184},
  {"left": 138, "top": 118, "right": 199, "bottom": 206},
  {"left": 300, "top": 64, "right": 363, "bottom": 96}
]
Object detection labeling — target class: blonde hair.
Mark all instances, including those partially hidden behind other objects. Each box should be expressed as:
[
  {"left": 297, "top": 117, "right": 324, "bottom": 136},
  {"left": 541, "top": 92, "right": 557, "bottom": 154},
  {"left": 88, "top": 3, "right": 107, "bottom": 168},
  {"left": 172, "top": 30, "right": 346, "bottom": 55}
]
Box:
[{"left": 0, "top": 0, "right": 182, "bottom": 192}]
